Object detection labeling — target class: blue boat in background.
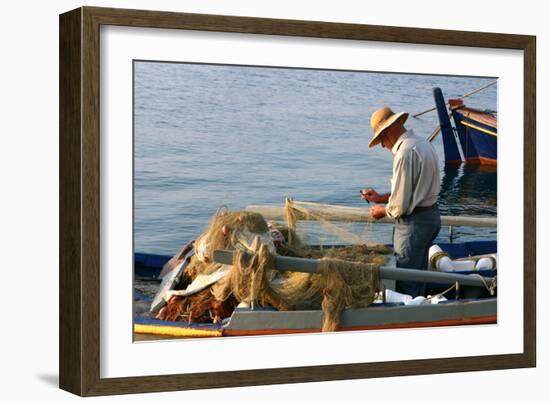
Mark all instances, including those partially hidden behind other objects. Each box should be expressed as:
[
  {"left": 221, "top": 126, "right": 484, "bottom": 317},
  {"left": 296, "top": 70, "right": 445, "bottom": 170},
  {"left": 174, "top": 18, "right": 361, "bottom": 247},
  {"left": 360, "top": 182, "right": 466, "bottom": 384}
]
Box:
[{"left": 433, "top": 87, "right": 497, "bottom": 167}]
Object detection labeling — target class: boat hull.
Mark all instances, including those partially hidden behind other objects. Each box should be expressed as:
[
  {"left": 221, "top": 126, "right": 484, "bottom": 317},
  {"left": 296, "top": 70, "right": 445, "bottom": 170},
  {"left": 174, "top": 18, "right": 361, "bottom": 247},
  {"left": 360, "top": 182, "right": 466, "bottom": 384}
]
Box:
[
  {"left": 223, "top": 299, "right": 496, "bottom": 336},
  {"left": 134, "top": 299, "right": 497, "bottom": 338},
  {"left": 452, "top": 110, "right": 497, "bottom": 166},
  {"left": 134, "top": 240, "right": 497, "bottom": 338}
]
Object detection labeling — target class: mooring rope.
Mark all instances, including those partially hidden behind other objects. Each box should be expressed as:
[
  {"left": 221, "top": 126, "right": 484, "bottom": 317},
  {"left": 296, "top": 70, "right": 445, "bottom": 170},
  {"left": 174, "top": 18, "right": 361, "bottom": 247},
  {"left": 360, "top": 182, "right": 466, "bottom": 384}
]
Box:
[
  {"left": 468, "top": 273, "right": 497, "bottom": 296},
  {"left": 426, "top": 282, "right": 457, "bottom": 302}
]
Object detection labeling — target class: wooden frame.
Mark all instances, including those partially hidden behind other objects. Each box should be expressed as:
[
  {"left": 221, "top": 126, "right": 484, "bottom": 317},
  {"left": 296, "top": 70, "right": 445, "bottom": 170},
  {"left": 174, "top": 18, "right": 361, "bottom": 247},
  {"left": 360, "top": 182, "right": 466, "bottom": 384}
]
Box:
[{"left": 59, "top": 6, "right": 536, "bottom": 396}]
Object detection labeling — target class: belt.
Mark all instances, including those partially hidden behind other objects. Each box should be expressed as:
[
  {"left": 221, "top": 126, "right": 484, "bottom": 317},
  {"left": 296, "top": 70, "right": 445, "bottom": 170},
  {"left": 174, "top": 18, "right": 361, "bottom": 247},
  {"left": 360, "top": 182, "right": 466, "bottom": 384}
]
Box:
[{"left": 412, "top": 203, "right": 437, "bottom": 214}]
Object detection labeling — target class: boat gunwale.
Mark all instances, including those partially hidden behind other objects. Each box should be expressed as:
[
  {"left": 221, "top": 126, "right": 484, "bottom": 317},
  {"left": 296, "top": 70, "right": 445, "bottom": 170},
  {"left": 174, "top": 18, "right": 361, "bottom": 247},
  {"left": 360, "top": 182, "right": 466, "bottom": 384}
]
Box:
[
  {"left": 133, "top": 298, "right": 498, "bottom": 338},
  {"left": 454, "top": 107, "right": 497, "bottom": 130}
]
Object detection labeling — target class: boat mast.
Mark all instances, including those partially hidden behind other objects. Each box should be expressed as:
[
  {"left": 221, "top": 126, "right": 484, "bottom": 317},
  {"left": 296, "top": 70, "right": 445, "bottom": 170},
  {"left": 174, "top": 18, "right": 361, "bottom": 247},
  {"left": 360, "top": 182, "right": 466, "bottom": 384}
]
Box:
[{"left": 433, "top": 87, "right": 462, "bottom": 165}]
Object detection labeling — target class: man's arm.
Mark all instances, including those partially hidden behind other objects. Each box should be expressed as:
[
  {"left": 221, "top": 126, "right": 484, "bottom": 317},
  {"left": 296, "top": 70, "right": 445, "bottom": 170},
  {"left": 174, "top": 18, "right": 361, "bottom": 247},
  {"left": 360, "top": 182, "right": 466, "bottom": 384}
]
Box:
[
  {"left": 361, "top": 188, "right": 390, "bottom": 203},
  {"left": 385, "top": 153, "right": 414, "bottom": 219}
]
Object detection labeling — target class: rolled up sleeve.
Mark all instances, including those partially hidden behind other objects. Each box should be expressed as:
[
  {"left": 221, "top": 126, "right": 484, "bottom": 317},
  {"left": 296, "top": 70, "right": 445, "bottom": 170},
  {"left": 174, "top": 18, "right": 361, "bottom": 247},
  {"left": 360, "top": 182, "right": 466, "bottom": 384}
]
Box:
[{"left": 386, "top": 153, "right": 414, "bottom": 219}]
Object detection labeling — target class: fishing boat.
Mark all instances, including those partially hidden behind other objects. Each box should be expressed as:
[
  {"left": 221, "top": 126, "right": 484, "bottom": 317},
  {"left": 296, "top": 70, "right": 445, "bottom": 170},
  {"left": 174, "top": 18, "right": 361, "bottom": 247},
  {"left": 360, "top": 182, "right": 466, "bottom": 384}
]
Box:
[
  {"left": 134, "top": 202, "right": 497, "bottom": 339},
  {"left": 433, "top": 87, "right": 497, "bottom": 167}
]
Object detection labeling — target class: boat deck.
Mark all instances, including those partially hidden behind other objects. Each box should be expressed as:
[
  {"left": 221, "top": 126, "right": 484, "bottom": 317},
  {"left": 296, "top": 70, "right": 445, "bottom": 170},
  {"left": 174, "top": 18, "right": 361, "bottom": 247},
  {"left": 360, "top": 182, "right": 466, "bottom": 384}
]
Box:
[{"left": 133, "top": 240, "right": 497, "bottom": 340}]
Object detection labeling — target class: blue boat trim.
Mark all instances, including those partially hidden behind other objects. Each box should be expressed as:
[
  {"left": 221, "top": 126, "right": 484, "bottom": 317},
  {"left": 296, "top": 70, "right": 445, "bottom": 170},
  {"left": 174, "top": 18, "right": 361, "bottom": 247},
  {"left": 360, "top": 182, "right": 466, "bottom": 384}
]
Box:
[{"left": 135, "top": 252, "right": 171, "bottom": 279}]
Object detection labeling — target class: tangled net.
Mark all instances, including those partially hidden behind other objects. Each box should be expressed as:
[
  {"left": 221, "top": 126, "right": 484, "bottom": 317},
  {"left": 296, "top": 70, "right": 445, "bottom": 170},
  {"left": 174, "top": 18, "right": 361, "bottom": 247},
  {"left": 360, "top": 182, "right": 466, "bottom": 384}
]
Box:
[{"left": 156, "top": 203, "right": 391, "bottom": 332}]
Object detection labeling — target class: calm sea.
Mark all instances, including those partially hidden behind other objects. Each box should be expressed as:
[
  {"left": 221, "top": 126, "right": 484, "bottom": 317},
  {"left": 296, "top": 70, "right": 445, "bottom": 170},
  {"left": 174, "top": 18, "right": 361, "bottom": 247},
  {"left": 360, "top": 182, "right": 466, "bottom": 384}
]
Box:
[{"left": 134, "top": 61, "right": 497, "bottom": 255}]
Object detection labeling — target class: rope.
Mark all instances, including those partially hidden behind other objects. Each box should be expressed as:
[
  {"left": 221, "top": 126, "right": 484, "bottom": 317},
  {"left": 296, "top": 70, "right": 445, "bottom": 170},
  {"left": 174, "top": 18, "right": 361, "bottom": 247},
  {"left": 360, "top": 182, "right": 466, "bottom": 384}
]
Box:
[
  {"left": 429, "top": 250, "right": 449, "bottom": 270},
  {"left": 426, "top": 282, "right": 457, "bottom": 302},
  {"left": 427, "top": 274, "right": 497, "bottom": 301},
  {"left": 468, "top": 274, "right": 497, "bottom": 296},
  {"left": 413, "top": 80, "right": 497, "bottom": 118}
]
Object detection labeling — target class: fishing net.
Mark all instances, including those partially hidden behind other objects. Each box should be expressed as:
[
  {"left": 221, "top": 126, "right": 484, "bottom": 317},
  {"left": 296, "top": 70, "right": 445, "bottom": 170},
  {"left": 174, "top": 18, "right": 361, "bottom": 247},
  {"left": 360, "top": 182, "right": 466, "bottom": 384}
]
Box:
[{"left": 156, "top": 202, "right": 391, "bottom": 332}]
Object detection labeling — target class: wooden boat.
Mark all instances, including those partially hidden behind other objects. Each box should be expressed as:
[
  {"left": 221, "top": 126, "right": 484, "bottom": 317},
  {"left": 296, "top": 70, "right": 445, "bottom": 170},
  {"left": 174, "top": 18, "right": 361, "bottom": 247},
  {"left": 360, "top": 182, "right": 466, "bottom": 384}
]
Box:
[
  {"left": 433, "top": 87, "right": 497, "bottom": 166},
  {"left": 134, "top": 239, "right": 497, "bottom": 338}
]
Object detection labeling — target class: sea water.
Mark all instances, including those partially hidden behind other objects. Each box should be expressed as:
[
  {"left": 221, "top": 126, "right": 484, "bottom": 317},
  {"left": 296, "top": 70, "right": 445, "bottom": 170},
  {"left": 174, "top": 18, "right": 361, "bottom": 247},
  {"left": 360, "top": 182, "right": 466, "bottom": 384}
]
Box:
[{"left": 134, "top": 62, "right": 497, "bottom": 255}]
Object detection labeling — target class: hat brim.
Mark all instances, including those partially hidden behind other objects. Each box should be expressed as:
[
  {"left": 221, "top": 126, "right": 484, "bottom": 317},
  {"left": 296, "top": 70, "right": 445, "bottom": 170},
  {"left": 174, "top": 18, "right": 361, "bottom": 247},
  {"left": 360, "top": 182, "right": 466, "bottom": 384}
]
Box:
[{"left": 368, "top": 112, "right": 409, "bottom": 148}]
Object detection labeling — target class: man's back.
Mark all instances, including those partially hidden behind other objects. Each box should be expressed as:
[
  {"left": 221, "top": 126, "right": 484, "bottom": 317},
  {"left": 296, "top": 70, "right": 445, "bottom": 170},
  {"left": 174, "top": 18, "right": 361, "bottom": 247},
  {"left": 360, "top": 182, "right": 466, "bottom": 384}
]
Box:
[{"left": 386, "top": 129, "right": 440, "bottom": 218}]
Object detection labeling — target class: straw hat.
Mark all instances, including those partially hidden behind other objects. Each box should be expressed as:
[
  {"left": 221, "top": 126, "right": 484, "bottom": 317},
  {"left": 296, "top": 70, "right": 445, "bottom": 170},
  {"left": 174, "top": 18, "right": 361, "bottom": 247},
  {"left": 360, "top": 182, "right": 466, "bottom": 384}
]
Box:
[{"left": 368, "top": 107, "right": 409, "bottom": 148}]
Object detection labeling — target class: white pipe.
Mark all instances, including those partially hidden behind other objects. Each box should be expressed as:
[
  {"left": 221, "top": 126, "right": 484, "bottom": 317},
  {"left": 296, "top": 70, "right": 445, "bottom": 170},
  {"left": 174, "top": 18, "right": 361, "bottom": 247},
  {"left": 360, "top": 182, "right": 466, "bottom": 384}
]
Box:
[
  {"left": 429, "top": 245, "right": 497, "bottom": 273},
  {"left": 475, "top": 257, "right": 496, "bottom": 270}
]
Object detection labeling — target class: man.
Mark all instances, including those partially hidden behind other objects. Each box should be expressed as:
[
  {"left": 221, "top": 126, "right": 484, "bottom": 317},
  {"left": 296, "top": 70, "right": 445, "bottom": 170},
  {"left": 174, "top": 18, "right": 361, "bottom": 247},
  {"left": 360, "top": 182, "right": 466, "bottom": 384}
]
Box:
[{"left": 362, "top": 106, "right": 441, "bottom": 297}]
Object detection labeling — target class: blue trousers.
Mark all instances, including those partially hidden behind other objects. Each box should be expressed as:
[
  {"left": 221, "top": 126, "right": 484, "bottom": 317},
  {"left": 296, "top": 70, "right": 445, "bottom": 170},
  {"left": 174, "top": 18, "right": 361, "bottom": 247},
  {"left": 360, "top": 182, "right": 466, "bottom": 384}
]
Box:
[{"left": 393, "top": 206, "right": 441, "bottom": 298}]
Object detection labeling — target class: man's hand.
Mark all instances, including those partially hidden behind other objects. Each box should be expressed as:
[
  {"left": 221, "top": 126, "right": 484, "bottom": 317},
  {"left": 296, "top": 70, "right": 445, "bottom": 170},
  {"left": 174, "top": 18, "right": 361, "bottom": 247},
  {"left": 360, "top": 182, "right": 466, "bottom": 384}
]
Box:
[
  {"left": 361, "top": 188, "right": 381, "bottom": 203},
  {"left": 370, "top": 204, "right": 387, "bottom": 220},
  {"left": 361, "top": 188, "right": 391, "bottom": 204}
]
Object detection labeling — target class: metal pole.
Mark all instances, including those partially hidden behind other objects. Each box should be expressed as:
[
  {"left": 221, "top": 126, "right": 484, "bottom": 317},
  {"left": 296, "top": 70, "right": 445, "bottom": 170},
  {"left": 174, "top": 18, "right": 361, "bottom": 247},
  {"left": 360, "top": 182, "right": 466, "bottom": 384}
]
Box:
[
  {"left": 412, "top": 81, "right": 497, "bottom": 118},
  {"left": 213, "top": 250, "right": 495, "bottom": 288}
]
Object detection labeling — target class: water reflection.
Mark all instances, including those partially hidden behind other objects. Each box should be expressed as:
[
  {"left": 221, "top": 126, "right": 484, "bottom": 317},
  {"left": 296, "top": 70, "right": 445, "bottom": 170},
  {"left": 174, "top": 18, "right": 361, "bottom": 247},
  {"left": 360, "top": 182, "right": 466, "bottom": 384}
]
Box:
[{"left": 438, "top": 164, "right": 497, "bottom": 217}]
